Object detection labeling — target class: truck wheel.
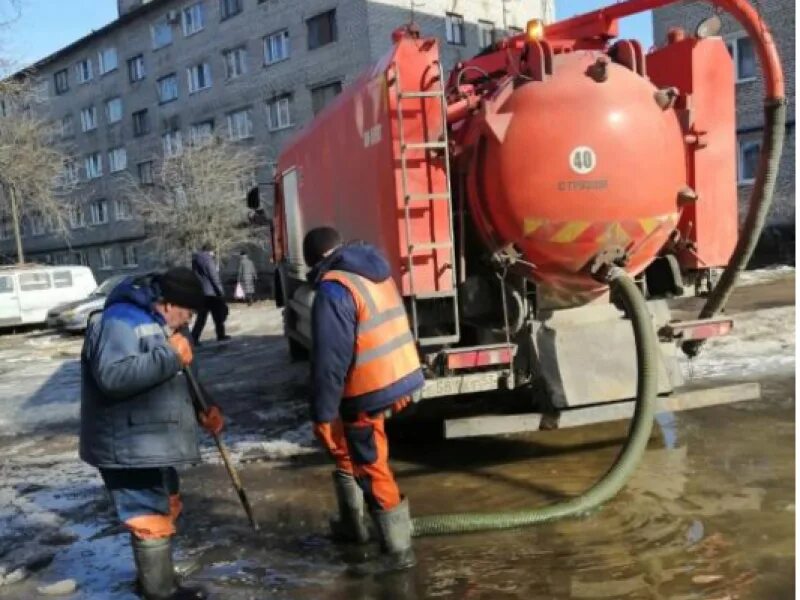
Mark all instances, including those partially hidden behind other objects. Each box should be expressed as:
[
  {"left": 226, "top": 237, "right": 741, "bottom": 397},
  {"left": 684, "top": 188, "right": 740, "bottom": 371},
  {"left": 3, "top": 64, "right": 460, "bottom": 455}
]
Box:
[{"left": 287, "top": 337, "right": 309, "bottom": 362}]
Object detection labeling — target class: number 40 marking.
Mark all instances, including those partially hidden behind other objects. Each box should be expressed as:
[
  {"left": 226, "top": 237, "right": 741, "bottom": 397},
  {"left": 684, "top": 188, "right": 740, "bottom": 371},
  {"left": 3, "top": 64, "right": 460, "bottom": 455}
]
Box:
[{"left": 569, "top": 146, "right": 597, "bottom": 175}]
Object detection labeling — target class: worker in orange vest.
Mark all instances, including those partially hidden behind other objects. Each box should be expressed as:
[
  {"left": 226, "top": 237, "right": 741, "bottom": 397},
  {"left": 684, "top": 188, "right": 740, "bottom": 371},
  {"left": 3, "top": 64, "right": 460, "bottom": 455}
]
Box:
[{"left": 303, "top": 226, "right": 424, "bottom": 574}]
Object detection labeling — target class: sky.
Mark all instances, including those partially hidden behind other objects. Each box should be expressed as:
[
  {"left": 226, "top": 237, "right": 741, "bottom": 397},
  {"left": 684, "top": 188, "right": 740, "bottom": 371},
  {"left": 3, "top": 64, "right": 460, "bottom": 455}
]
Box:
[
  {"left": 2, "top": 0, "right": 118, "bottom": 70},
  {"left": 556, "top": 1, "right": 654, "bottom": 48},
  {"left": 1, "top": 0, "right": 655, "bottom": 72}
]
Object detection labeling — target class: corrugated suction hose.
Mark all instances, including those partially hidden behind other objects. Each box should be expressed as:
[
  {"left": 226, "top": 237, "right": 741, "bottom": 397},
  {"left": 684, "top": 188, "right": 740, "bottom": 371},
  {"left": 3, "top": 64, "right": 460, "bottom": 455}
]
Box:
[{"left": 412, "top": 271, "right": 658, "bottom": 536}]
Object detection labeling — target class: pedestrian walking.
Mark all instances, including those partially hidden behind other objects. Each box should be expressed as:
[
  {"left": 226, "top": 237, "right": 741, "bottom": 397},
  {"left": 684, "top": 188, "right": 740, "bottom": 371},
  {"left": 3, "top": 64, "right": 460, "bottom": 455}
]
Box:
[
  {"left": 303, "top": 226, "right": 423, "bottom": 575},
  {"left": 237, "top": 251, "right": 257, "bottom": 306},
  {"left": 79, "top": 267, "right": 224, "bottom": 599},
  {"left": 191, "top": 244, "right": 230, "bottom": 343}
]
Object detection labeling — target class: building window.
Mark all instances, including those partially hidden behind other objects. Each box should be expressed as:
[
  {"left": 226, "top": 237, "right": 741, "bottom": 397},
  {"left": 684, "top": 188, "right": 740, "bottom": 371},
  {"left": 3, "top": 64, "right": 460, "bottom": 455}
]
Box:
[
  {"left": 182, "top": 2, "right": 205, "bottom": 36},
  {"left": 106, "top": 97, "right": 123, "bottom": 124},
  {"left": 80, "top": 106, "right": 97, "bottom": 132},
  {"left": 264, "top": 29, "right": 289, "bottom": 64},
  {"left": 738, "top": 139, "right": 761, "bottom": 184},
  {"left": 128, "top": 54, "right": 146, "bottom": 82},
  {"left": 187, "top": 63, "right": 212, "bottom": 93},
  {"left": 138, "top": 161, "right": 154, "bottom": 185},
  {"left": 122, "top": 244, "right": 138, "bottom": 267},
  {"left": 508, "top": 26, "right": 523, "bottom": 36},
  {"left": 152, "top": 18, "right": 173, "bottom": 49},
  {"left": 478, "top": 20, "right": 496, "bottom": 49},
  {"left": 69, "top": 203, "right": 85, "bottom": 228},
  {"left": 115, "top": 198, "right": 133, "bottom": 220},
  {"left": 0, "top": 219, "right": 12, "bottom": 240},
  {"left": 227, "top": 108, "right": 253, "bottom": 140},
  {"left": 61, "top": 114, "right": 74, "bottom": 137},
  {"left": 726, "top": 35, "right": 757, "bottom": 83},
  {"left": 133, "top": 109, "right": 150, "bottom": 136},
  {"left": 191, "top": 119, "right": 214, "bottom": 145},
  {"left": 71, "top": 251, "right": 87, "bottom": 266},
  {"left": 30, "top": 214, "right": 46, "bottom": 236},
  {"left": 220, "top": 0, "right": 241, "bottom": 20},
  {"left": 90, "top": 199, "right": 109, "bottom": 225},
  {"left": 307, "top": 10, "right": 337, "bottom": 50},
  {"left": 108, "top": 147, "right": 127, "bottom": 173},
  {"left": 99, "top": 247, "right": 113, "bottom": 270},
  {"left": 445, "top": 13, "right": 465, "bottom": 46},
  {"left": 63, "top": 160, "right": 79, "bottom": 184},
  {"left": 266, "top": 95, "right": 292, "bottom": 131},
  {"left": 223, "top": 46, "right": 248, "bottom": 78},
  {"left": 54, "top": 69, "right": 69, "bottom": 94},
  {"left": 158, "top": 73, "right": 179, "bottom": 103},
  {"left": 310, "top": 81, "right": 342, "bottom": 115},
  {"left": 85, "top": 153, "right": 103, "bottom": 179},
  {"left": 163, "top": 130, "right": 183, "bottom": 157},
  {"left": 98, "top": 47, "right": 118, "bottom": 74},
  {"left": 76, "top": 58, "right": 93, "bottom": 83}
]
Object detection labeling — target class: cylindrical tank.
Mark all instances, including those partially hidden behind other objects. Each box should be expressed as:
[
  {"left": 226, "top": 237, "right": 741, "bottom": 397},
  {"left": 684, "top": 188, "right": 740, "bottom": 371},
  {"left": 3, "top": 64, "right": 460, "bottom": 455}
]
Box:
[{"left": 467, "top": 50, "right": 686, "bottom": 295}]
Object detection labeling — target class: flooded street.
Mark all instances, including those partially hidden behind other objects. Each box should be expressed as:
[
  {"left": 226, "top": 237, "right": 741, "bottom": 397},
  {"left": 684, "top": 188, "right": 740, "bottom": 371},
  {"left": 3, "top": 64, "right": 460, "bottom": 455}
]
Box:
[
  {"left": 168, "top": 375, "right": 793, "bottom": 600},
  {"left": 0, "top": 268, "right": 794, "bottom": 599}
]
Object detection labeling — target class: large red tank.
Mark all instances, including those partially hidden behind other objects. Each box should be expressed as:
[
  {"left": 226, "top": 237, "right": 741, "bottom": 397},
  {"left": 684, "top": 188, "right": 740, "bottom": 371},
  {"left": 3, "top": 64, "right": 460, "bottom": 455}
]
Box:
[
  {"left": 271, "top": 9, "right": 740, "bottom": 408},
  {"left": 468, "top": 51, "right": 686, "bottom": 299}
]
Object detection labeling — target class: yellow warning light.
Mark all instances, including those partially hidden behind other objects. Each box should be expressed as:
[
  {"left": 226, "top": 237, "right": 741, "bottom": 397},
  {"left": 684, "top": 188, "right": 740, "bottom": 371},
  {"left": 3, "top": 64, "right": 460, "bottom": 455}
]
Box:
[{"left": 526, "top": 19, "right": 545, "bottom": 41}]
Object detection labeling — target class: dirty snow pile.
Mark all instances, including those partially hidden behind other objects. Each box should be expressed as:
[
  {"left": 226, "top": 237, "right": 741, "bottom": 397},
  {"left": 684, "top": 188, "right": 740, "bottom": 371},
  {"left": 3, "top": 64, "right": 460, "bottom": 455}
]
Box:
[{"left": 679, "top": 306, "right": 795, "bottom": 382}]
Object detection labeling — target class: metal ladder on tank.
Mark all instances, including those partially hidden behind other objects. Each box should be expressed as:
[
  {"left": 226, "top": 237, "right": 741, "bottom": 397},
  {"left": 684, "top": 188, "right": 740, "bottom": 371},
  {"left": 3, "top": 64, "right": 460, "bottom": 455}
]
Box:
[{"left": 392, "top": 60, "right": 460, "bottom": 347}]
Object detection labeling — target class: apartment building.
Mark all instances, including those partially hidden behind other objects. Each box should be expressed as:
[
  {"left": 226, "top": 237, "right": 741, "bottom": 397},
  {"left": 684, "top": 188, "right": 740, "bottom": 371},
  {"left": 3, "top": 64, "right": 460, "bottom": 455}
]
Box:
[
  {"left": 2, "top": 0, "right": 552, "bottom": 279},
  {"left": 654, "top": 2, "right": 795, "bottom": 262}
]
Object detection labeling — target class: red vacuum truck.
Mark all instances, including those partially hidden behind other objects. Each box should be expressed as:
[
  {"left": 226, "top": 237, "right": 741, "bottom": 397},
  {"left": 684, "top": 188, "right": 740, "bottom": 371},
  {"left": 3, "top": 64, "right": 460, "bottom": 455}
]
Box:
[{"left": 269, "top": 0, "right": 785, "bottom": 442}]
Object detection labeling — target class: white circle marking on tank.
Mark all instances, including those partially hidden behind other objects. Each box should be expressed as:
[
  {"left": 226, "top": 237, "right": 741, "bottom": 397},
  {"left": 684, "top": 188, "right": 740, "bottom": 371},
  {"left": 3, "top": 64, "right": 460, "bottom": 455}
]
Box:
[{"left": 569, "top": 146, "right": 597, "bottom": 175}]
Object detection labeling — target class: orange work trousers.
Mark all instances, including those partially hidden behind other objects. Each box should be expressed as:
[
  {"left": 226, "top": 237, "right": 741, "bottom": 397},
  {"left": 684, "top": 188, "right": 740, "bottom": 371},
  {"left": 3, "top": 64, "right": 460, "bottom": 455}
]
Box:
[
  {"left": 315, "top": 410, "right": 402, "bottom": 511},
  {"left": 100, "top": 467, "right": 183, "bottom": 540}
]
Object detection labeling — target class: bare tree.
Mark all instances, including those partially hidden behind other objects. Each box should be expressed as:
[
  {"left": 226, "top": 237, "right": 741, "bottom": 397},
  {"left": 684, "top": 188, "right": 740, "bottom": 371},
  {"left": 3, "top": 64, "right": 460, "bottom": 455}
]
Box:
[
  {"left": 125, "top": 138, "right": 264, "bottom": 265},
  {"left": 0, "top": 76, "right": 74, "bottom": 263}
]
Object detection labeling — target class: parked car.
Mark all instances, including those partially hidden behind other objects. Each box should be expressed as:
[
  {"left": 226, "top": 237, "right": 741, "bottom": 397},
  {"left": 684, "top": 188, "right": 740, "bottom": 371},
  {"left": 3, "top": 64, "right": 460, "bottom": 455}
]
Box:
[
  {"left": 0, "top": 265, "right": 97, "bottom": 329},
  {"left": 46, "top": 273, "right": 131, "bottom": 332}
]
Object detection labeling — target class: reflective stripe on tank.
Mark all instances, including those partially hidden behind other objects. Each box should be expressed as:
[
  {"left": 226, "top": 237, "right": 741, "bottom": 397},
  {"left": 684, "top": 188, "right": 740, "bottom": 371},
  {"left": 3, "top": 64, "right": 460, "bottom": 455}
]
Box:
[{"left": 354, "top": 331, "right": 416, "bottom": 366}]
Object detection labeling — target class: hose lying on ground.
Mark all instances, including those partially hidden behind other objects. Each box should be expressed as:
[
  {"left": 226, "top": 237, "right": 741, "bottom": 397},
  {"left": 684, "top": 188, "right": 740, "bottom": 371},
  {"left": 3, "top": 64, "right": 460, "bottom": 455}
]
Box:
[{"left": 412, "top": 271, "right": 658, "bottom": 537}]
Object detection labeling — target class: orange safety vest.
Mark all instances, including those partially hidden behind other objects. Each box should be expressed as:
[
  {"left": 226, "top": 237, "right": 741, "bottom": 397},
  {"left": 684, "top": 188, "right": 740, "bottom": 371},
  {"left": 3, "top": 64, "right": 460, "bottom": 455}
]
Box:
[{"left": 321, "top": 269, "right": 420, "bottom": 398}]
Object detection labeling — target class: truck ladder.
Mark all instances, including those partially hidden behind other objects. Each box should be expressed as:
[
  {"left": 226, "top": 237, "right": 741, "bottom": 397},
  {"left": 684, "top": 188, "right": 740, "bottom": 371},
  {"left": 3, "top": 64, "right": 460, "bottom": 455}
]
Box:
[{"left": 392, "top": 60, "right": 460, "bottom": 347}]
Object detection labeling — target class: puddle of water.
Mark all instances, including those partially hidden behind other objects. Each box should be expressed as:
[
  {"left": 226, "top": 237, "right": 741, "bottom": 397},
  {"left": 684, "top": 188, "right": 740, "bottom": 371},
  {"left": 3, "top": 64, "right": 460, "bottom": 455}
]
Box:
[{"left": 150, "top": 377, "right": 795, "bottom": 600}]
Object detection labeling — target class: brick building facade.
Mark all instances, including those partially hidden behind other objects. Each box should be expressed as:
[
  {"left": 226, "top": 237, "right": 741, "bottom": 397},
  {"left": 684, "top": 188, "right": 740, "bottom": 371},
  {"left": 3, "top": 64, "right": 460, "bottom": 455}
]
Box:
[
  {"left": 654, "top": 2, "right": 795, "bottom": 262},
  {"left": 3, "top": 0, "right": 552, "bottom": 280}
]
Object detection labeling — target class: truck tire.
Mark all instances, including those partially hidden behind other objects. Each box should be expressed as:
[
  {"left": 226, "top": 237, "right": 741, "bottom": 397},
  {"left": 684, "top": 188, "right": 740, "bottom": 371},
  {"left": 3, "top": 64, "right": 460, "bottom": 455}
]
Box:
[
  {"left": 287, "top": 336, "right": 309, "bottom": 362},
  {"left": 283, "top": 307, "right": 309, "bottom": 362}
]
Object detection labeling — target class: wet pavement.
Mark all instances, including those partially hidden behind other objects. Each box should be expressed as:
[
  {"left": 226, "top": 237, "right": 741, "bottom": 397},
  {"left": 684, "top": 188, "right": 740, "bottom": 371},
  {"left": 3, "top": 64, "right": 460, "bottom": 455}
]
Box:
[
  {"left": 0, "top": 269, "right": 794, "bottom": 599},
  {"left": 159, "top": 375, "right": 793, "bottom": 600}
]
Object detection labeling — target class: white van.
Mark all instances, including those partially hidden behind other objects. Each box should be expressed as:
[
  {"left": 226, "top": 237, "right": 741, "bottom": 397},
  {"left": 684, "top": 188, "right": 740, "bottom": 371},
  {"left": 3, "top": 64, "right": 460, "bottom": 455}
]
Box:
[{"left": 0, "top": 265, "right": 97, "bottom": 328}]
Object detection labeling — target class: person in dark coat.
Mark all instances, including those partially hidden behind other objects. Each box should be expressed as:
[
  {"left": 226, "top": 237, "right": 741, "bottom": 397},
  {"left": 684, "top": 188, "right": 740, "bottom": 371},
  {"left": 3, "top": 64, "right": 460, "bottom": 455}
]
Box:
[
  {"left": 237, "top": 251, "right": 257, "bottom": 305},
  {"left": 190, "top": 243, "right": 230, "bottom": 343},
  {"left": 304, "top": 226, "right": 423, "bottom": 575},
  {"left": 80, "top": 267, "right": 224, "bottom": 600}
]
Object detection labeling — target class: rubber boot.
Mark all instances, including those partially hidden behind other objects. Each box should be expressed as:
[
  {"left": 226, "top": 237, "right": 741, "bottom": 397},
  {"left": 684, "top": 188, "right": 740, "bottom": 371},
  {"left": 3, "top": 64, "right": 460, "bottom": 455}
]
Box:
[
  {"left": 131, "top": 536, "right": 206, "bottom": 600},
  {"left": 329, "top": 470, "right": 371, "bottom": 544},
  {"left": 349, "top": 498, "right": 416, "bottom": 576}
]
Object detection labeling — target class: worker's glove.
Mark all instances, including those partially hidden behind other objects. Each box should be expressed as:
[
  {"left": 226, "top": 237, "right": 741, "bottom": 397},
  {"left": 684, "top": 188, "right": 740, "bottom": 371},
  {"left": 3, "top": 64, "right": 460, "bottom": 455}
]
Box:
[
  {"left": 199, "top": 405, "right": 224, "bottom": 435},
  {"left": 169, "top": 333, "right": 193, "bottom": 366},
  {"left": 313, "top": 421, "right": 338, "bottom": 456},
  {"left": 382, "top": 396, "right": 412, "bottom": 418}
]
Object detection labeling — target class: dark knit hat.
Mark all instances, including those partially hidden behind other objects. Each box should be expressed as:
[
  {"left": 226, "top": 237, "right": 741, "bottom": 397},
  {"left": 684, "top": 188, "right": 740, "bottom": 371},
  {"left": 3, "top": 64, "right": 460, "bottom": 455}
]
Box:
[
  {"left": 155, "top": 267, "right": 206, "bottom": 311},
  {"left": 303, "top": 226, "right": 342, "bottom": 267}
]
